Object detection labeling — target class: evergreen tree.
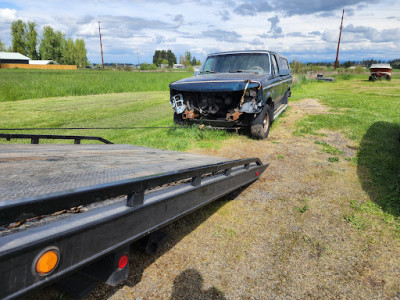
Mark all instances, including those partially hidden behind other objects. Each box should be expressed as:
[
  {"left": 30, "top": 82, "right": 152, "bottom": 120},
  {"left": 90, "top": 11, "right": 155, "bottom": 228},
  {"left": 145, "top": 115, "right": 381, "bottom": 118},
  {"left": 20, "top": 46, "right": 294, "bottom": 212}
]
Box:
[
  {"left": 153, "top": 49, "right": 177, "bottom": 67},
  {"left": 166, "top": 50, "right": 176, "bottom": 67}
]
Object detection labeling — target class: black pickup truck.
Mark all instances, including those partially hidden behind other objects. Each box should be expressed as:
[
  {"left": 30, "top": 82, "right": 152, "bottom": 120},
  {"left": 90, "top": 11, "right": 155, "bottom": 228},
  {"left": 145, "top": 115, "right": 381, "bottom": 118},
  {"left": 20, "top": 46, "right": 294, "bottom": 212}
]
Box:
[{"left": 169, "top": 50, "right": 292, "bottom": 139}]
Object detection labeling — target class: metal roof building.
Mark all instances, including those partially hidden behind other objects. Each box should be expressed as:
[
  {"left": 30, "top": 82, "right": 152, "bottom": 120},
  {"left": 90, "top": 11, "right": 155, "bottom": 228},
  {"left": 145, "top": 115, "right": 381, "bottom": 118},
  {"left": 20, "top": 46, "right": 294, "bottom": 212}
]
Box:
[
  {"left": 29, "top": 60, "right": 59, "bottom": 65},
  {"left": 0, "top": 52, "right": 30, "bottom": 64}
]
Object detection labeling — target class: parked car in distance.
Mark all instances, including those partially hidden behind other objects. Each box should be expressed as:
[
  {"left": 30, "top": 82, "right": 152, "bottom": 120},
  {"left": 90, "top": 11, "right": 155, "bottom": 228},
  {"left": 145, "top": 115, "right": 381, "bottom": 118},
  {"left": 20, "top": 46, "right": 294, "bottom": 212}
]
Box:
[{"left": 169, "top": 50, "right": 292, "bottom": 139}]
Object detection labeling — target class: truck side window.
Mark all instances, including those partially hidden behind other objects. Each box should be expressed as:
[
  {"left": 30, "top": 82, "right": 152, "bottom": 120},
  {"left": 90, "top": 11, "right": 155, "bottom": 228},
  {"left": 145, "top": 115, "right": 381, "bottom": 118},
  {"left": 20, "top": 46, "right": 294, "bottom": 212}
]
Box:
[
  {"left": 271, "top": 55, "right": 278, "bottom": 75},
  {"left": 279, "top": 57, "right": 289, "bottom": 70}
]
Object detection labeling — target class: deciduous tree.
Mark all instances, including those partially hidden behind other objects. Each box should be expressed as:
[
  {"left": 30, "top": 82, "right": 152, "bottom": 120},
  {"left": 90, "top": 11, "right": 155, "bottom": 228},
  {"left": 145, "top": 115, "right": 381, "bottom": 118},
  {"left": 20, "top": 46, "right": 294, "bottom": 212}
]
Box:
[
  {"left": 62, "top": 38, "right": 76, "bottom": 65},
  {"left": 11, "top": 20, "right": 27, "bottom": 55},
  {"left": 0, "top": 38, "right": 6, "bottom": 51},
  {"left": 74, "top": 38, "right": 87, "bottom": 67},
  {"left": 39, "top": 26, "right": 56, "bottom": 60},
  {"left": 26, "top": 22, "right": 39, "bottom": 59}
]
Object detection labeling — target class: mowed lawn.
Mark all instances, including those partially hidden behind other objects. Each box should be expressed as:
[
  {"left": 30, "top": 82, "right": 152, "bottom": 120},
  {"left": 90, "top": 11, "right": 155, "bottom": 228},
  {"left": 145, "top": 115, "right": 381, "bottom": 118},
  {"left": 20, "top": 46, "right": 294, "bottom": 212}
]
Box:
[{"left": 0, "top": 91, "right": 235, "bottom": 150}]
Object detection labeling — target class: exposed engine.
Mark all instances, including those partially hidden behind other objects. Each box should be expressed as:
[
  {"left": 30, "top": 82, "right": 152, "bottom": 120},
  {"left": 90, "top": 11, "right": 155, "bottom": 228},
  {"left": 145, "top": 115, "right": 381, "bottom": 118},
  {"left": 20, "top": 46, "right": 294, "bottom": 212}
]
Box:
[{"left": 170, "top": 88, "right": 263, "bottom": 122}]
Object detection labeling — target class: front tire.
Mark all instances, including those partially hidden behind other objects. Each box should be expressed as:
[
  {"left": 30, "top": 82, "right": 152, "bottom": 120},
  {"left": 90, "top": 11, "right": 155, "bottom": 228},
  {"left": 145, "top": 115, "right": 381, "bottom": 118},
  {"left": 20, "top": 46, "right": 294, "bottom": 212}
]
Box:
[{"left": 250, "top": 105, "right": 271, "bottom": 139}]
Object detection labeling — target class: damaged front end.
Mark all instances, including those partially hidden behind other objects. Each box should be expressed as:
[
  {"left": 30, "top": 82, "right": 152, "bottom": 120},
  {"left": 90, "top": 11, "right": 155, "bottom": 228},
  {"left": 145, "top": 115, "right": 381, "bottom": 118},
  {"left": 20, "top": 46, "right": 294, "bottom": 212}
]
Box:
[{"left": 170, "top": 80, "right": 263, "bottom": 127}]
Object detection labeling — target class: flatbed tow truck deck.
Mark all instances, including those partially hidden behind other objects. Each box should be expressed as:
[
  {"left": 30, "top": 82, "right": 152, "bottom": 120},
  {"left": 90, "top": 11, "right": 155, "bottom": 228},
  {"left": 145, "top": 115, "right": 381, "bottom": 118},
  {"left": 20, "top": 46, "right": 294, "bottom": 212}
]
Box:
[{"left": 0, "top": 143, "right": 267, "bottom": 299}]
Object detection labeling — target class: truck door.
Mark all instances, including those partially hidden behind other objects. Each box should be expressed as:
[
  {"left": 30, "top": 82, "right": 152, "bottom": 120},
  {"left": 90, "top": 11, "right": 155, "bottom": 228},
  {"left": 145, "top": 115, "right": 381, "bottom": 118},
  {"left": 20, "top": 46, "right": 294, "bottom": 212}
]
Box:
[
  {"left": 278, "top": 56, "right": 290, "bottom": 102},
  {"left": 270, "top": 54, "right": 283, "bottom": 109}
]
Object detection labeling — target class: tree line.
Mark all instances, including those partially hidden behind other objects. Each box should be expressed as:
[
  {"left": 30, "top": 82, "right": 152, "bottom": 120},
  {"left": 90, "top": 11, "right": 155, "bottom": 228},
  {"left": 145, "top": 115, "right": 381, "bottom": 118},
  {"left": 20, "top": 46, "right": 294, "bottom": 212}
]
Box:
[
  {"left": 0, "top": 20, "right": 88, "bottom": 67},
  {"left": 152, "top": 50, "right": 201, "bottom": 68},
  {"left": 152, "top": 50, "right": 177, "bottom": 67}
]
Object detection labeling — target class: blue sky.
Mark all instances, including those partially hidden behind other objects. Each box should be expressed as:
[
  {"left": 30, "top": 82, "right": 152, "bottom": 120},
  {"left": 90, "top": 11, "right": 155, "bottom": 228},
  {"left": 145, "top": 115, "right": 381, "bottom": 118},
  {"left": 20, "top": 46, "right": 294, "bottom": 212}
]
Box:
[{"left": 1, "top": 0, "right": 399, "bottom": 64}]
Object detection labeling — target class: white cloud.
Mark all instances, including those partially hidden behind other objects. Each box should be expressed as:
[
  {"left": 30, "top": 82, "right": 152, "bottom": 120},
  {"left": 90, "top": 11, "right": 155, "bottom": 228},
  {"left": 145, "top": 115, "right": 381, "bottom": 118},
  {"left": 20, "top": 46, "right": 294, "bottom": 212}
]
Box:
[
  {"left": 0, "top": 0, "right": 399, "bottom": 63},
  {"left": 0, "top": 8, "right": 17, "bottom": 23}
]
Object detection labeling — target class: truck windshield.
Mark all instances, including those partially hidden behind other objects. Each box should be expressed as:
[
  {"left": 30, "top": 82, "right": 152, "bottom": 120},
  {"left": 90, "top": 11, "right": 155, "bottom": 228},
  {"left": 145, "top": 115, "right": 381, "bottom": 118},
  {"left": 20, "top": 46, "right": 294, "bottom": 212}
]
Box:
[{"left": 200, "top": 53, "right": 270, "bottom": 74}]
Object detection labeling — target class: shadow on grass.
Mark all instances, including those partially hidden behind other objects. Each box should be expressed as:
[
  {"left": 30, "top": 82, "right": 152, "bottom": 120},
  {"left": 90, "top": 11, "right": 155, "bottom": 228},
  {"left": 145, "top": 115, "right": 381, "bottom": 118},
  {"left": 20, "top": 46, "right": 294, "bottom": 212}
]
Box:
[
  {"left": 170, "top": 269, "right": 226, "bottom": 300},
  {"left": 357, "top": 121, "right": 400, "bottom": 217},
  {"left": 87, "top": 185, "right": 250, "bottom": 299}
]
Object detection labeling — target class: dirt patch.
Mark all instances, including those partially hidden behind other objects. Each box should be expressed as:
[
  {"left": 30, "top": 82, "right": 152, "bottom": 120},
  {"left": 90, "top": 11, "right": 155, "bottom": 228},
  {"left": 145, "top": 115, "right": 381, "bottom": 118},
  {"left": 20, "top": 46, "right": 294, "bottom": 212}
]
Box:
[{"left": 28, "top": 99, "right": 399, "bottom": 299}]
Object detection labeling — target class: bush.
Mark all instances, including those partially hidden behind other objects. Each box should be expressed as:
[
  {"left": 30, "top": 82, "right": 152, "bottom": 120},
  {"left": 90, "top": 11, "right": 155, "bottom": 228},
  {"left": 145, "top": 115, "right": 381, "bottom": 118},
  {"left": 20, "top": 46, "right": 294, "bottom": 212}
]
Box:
[{"left": 140, "top": 63, "right": 158, "bottom": 71}]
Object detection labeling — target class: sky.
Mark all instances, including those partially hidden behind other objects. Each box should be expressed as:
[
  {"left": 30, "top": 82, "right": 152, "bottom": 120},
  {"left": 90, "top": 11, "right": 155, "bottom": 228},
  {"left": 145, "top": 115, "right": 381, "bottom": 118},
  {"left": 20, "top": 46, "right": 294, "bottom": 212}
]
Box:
[{"left": 0, "top": 0, "right": 399, "bottom": 64}]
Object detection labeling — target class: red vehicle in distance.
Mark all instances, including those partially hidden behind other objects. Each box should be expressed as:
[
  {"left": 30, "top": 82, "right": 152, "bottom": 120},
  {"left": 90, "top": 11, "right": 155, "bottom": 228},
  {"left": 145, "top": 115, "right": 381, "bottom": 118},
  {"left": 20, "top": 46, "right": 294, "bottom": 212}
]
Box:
[{"left": 369, "top": 63, "right": 392, "bottom": 81}]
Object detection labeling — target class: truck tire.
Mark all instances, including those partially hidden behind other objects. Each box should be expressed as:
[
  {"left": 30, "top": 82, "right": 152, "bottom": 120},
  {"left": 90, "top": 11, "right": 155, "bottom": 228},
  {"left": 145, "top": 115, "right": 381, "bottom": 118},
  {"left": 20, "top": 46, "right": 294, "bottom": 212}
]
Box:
[
  {"left": 174, "top": 113, "right": 184, "bottom": 125},
  {"left": 250, "top": 105, "right": 271, "bottom": 139}
]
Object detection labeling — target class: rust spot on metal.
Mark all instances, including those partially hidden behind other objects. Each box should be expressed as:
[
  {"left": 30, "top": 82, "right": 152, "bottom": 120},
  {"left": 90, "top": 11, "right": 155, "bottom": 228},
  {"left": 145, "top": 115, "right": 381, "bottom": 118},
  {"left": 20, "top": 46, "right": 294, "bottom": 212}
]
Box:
[
  {"left": 226, "top": 109, "right": 242, "bottom": 121},
  {"left": 182, "top": 110, "right": 199, "bottom": 119}
]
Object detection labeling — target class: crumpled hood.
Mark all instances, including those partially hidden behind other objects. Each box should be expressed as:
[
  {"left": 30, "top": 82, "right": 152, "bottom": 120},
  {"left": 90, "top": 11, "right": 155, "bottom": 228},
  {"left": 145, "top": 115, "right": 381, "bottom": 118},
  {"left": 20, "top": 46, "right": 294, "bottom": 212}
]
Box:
[{"left": 169, "top": 73, "right": 269, "bottom": 92}]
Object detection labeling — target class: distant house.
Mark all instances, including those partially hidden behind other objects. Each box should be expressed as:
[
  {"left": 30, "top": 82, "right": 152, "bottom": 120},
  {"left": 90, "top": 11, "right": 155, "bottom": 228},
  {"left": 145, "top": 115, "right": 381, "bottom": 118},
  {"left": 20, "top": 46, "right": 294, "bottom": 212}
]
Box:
[
  {"left": 0, "top": 52, "right": 29, "bottom": 64},
  {"left": 160, "top": 64, "right": 169, "bottom": 69},
  {"left": 173, "top": 64, "right": 185, "bottom": 69},
  {"left": 29, "top": 60, "right": 59, "bottom": 65}
]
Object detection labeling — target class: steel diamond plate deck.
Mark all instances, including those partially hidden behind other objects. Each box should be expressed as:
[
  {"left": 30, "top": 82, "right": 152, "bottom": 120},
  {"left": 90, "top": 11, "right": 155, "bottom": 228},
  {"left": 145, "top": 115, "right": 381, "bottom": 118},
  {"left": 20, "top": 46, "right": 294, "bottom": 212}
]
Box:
[{"left": 0, "top": 144, "right": 230, "bottom": 202}]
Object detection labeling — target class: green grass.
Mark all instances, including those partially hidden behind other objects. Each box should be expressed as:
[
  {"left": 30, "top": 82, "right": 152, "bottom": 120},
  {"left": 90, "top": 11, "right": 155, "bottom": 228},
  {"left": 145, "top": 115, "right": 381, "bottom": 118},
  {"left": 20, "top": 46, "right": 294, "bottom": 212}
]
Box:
[
  {"left": 0, "top": 69, "right": 192, "bottom": 102},
  {"left": 0, "top": 91, "right": 236, "bottom": 151},
  {"left": 314, "top": 140, "right": 344, "bottom": 155},
  {"left": 293, "top": 74, "right": 400, "bottom": 220}
]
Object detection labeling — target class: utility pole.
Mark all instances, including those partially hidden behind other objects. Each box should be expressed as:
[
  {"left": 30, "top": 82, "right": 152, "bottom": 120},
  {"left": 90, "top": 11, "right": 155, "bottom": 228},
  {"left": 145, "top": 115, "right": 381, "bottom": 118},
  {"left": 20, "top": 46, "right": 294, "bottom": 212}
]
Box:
[
  {"left": 334, "top": 9, "right": 344, "bottom": 70},
  {"left": 98, "top": 21, "right": 104, "bottom": 70}
]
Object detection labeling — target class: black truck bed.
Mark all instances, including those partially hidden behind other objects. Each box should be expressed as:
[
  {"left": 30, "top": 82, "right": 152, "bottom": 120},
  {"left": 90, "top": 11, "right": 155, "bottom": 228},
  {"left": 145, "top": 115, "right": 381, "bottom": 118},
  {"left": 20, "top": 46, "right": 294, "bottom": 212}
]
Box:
[
  {"left": 0, "top": 144, "right": 267, "bottom": 299},
  {"left": 0, "top": 144, "right": 230, "bottom": 202}
]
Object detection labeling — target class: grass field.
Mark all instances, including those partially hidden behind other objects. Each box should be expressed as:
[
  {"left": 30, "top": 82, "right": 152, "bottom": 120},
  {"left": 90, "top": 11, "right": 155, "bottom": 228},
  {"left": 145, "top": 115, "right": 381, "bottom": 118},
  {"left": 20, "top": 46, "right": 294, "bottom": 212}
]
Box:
[
  {"left": 2, "top": 70, "right": 400, "bottom": 298},
  {"left": 1, "top": 71, "right": 399, "bottom": 219},
  {"left": 0, "top": 91, "right": 235, "bottom": 151},
  {"left": 291, "top": 74, "right": 400, "bottom": 225},
  {"left": 0, "top": 69, "right": 192, "bottom": 102}
]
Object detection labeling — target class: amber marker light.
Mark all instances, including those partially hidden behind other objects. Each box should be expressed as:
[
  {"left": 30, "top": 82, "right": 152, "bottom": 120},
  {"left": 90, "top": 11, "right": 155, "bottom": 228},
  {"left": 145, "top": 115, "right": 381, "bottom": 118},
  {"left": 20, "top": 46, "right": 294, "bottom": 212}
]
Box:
[{"left": 33, "top": 247, "right": 60, "bottom": 276}]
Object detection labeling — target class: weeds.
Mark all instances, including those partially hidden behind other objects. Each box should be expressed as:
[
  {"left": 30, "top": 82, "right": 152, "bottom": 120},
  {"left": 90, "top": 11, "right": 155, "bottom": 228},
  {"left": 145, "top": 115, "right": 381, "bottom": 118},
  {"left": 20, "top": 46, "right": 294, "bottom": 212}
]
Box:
[
  {"left": 314, "top": 140, "right": 344, "bottom": 155},
  {"left": 294, "top": 205, "right": 308, "bottom": 213},
  {"left": 328, "top": 156, "right": 339, "bottom": 163},
  {"left": 344, "top": 214, "right": 367, "bottom": 230}
]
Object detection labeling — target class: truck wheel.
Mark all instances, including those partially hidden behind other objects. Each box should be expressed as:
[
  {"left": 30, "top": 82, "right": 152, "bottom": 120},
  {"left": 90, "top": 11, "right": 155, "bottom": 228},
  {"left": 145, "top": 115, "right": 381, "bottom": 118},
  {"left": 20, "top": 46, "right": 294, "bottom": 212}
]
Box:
[
  {"left": 250, "top": 105, "right": 271, "bottom": 139},
  {"left": 386, "top": 75, "right": 391, "bottom": 81},
  {"left": 174, "top": 113, "right": 184, "bottom": 125}
]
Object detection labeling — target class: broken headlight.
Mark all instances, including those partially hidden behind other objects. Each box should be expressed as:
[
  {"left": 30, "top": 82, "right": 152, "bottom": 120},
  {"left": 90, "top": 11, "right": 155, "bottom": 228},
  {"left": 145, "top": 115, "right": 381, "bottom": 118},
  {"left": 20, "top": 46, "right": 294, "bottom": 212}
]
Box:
[{"left": 170, "top": 94, "right": 186, "bottom": 114}]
